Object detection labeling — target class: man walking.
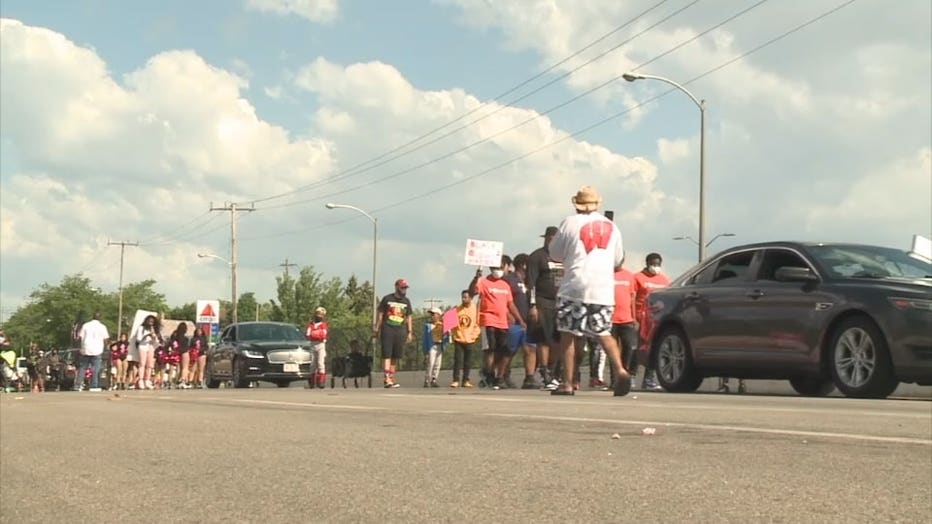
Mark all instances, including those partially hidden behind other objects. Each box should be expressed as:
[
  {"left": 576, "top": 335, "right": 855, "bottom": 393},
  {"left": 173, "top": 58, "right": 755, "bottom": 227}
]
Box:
[
  {"left": 374, "top": 278, "right": 413, "bottom": 388},
  {"left": 634, "top": 253, "right": 670, "bottom": 391},
  {"left": 548, "top": 186, "right": 631, "bottom": 397},
  {"left": 527, "top": 226, "right": 563, "bottom": 389},
  {"left": 77, "top": 312, "right": 110, "bottom": 392}
]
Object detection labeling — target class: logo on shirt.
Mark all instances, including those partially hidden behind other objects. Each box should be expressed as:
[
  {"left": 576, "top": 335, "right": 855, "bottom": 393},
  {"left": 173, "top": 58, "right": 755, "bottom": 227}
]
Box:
[{"left": 579, "top": 220, "right": 613, "bottom": 253}]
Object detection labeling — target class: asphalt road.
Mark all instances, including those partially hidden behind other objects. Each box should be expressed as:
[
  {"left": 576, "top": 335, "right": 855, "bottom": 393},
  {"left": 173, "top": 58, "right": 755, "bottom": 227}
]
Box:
[{"left": 2, "top": 386, "right": 930, "bottom": 524}]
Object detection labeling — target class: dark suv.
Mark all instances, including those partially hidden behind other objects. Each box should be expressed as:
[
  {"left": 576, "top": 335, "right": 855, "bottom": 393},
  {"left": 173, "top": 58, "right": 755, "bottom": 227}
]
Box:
[{"left": 645, "top": 242, "right": 931, "bottom": 399}]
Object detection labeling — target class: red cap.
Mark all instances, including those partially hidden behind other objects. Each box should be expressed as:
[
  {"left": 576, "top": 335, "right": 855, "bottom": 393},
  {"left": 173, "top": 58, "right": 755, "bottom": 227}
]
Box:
[{"left": 394, "top": 278, "right": 409, "bottom": 288}]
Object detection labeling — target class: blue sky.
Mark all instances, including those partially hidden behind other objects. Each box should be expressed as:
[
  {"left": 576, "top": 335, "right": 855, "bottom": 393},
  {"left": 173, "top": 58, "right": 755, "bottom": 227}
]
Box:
[{"left": 1, "top": 0, "right": 929, "bottom": 319}]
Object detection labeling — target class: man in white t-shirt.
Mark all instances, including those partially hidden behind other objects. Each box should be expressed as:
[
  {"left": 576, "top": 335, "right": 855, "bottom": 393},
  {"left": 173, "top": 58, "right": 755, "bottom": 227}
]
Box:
[
  {"left": 77, "top": 312, "right": 110, "bottom": 392},
  {"left": 548, "top": 186, "right": 632, "bottom": 397}
]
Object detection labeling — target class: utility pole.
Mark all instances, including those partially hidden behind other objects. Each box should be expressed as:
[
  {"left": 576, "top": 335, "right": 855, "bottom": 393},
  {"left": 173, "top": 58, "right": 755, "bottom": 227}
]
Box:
[
  {"left": 279, "top": 258, "right": 298, "bottom": 278},
  {"left": 108, "top": 240, "right": 139, "bottom": 337},
  {"left": 210, "top": 202, "right": 255, "bottom": 324},
  {"left": 423, "top": 298, "right": 444, "bottom": 310}
]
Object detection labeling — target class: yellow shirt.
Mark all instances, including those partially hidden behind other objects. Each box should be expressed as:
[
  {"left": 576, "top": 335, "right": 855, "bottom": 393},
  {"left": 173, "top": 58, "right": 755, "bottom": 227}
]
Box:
[{"left": 452, "top": 302, "right": 480, "bottom": 344}]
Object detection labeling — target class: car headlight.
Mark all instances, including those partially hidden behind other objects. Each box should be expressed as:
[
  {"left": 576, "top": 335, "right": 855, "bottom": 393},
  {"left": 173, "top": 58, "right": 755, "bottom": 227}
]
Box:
[
  {"left": 242, "top": 349, "right": 265, "bottom": 358},
  {"left": 889, "top": 297, "right": 932, "bottom": 311}
]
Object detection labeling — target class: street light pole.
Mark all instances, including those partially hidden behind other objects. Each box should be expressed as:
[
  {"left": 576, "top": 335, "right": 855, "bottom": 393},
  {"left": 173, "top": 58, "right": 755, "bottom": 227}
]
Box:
[
  {"left": 325, "top": 203, "right": 378, "bottom": 334},
  {"left": 624, "top": 72, "right": 708, "bottom": 261}
]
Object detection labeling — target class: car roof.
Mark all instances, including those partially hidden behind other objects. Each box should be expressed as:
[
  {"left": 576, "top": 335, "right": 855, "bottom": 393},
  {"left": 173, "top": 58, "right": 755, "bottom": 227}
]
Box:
[
  {"left": 229, "top": 321, "right": 297, "bottom": 327},
  {"left": 714, "top": 241, "right": 902, "bottom": 253}
]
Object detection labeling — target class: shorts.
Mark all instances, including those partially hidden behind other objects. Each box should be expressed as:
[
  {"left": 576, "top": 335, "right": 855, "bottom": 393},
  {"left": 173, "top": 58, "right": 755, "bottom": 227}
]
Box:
[
  {"left": 380, "top": 328, "right": 406, "bottom": 360},
  {"left": 485, "top": 327, "right": 510, "bottom": 355},
  {"left": 556, "top": 297, "right": 614, "bottom": 337},
  {"left": 507, "top": 324, "right": 526, "bottom": 354},
  {"left": 527, "top": 297, "right": 558, "bottom": 346}
]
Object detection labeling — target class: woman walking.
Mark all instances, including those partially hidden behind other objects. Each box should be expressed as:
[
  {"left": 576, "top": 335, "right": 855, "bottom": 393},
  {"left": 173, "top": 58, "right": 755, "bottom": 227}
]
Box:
[{"left": 134, "top": 315, "right": 162, "bottom": 390}]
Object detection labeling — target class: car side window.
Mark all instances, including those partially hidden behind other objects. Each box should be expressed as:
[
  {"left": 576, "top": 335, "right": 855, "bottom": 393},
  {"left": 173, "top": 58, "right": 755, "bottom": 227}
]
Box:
[
  {"left": 710, "top": 251, "right": 756, "bottom": 284},
  {"left": 757, "top": 249, "right": 811, "bottom": 281}
]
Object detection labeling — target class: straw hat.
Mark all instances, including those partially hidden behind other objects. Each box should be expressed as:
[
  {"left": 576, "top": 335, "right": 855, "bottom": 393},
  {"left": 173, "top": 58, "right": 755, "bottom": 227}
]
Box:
[{"left": 571, "top": 186, "right": 602, "bottom": 212}]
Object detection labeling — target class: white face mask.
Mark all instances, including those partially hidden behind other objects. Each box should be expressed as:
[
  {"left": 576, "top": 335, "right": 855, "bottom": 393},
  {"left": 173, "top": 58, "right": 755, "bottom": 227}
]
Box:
[
  {"left": 491, "top": 269, "right": 504, "bottom": 279},
  {"left": 648, "top": 265, "right": 662, "bottom": 275}
]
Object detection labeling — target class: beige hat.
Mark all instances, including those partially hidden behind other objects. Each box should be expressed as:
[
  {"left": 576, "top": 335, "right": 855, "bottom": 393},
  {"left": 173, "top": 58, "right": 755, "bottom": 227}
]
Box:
[
  {"left": 571, "top": 186, "right": 602, "bottom": 212},
  {"left": 314, "top": 306, "right": 327, "bottom": 315}
]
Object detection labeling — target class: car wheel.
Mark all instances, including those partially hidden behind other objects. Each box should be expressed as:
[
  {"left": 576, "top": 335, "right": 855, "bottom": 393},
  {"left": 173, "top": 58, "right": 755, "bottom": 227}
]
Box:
[
  {"left": 828, "top": 316, "right": 897, "bottom": 399},
  {"left": 275, "top": 380, "right": 290, "bottom": 388},
  {"left": 653, "top": 327, "right": 703, "bottom": 393},
  {"left": 789, "top": 377, "right": 835, "bottom": 397},
  {"left": 233, "top": 358, "right": 250, "bottom": 389},
  {"left": 205, "top": 360, "right": 221, "bottom": 389}
]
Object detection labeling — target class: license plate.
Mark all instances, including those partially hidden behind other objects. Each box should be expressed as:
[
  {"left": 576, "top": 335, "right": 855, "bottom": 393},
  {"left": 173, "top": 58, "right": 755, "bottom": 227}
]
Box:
[{"left": 283, "top": 363, "right": 299, "bottom": 373}]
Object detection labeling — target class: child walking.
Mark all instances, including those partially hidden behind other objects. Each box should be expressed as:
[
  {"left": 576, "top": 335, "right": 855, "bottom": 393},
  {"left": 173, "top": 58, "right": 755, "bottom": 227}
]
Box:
[{"left": 422, "top": 308, "right": 445, "bottom": 387}]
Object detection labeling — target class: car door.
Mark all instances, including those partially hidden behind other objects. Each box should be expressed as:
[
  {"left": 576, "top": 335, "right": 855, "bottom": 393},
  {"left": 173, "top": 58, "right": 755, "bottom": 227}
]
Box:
[
  {"left": 679, "top": 249, "right": 760, "bottom": 366},
  {"left": 744, "top": 248, "right": 832, "bottom": 368},
  {"left": 212, "top": 326, "right": 235, "bottom": 377}
]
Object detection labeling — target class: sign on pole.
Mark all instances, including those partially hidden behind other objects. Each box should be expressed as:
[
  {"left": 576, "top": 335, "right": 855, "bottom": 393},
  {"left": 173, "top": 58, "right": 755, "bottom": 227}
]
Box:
[
  {"left": 464, "top": 239, "right": 504, "bottom": 267},
  {"left": 196, "top": 300, "right": 221, "bottom": 324}
]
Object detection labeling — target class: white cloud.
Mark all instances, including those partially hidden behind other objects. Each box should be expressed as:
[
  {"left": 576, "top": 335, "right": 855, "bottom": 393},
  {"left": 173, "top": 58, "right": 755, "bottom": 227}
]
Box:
[
  {"left": 657, "top": 137, "right": 691, "bottom": 166},
  {"left": 245, "top": 0, "right": 338, "bottom": 24}
]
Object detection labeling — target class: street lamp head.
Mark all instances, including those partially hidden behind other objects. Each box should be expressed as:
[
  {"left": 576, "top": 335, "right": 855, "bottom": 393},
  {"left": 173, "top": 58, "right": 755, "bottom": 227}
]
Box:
[
  {"left": 722, "top": 233, "right": 736, "bottom": 238},
  {"left": 672, "top": 236, "right": 687, "bottom": 241},
  {"left": 622, "top": 73, "right": 643, "bottom": 82},
  {"left": 197, "top": 253, "right": 208, "bottom": 258},
  {"left": 325, "top": 203, "right": 336, "bottom": 209}
]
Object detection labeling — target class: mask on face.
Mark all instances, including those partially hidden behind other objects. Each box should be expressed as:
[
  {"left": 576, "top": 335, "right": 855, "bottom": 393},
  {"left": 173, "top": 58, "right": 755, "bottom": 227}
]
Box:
[
  {"left": 491, "top": 269, "right": 504, "bottom": 279},
  {"left": 648, "top": 265, "right": 662, "bottom": 275}
]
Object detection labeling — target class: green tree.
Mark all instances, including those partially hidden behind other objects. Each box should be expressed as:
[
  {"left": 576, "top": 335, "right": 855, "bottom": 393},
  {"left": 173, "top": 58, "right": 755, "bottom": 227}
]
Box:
[{"left": 167, "top": 301, "right": 196, "bottom": 321}]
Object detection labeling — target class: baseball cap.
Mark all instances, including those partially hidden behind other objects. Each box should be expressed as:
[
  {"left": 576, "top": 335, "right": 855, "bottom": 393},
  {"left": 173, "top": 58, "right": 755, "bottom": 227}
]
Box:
[
  {"left": 428, "top": 307, "right": 442, "bottom": 315},
  {"left": 394, "top": 278, "right": 409, "bottom": 288},
  {"left": 540, "top": 226, "right": 558, "bottom": 238}
]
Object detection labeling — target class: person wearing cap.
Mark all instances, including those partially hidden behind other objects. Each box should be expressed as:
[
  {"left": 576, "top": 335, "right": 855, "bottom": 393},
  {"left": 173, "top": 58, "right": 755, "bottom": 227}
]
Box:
[
  {"left": 305, "top": 306, "right": 329, "bottom": 389},
  {"left": 374, "top": 279, "right": 414, "bottom": 388},
  {"left": 548, "top": 186, "right": 632, "bottom": 397},
  {"left": 526, "top": 225, "right": 563, "bottom": 389},
  {"left": 422, "top": 307, "right": 446, "bottom": 387}
]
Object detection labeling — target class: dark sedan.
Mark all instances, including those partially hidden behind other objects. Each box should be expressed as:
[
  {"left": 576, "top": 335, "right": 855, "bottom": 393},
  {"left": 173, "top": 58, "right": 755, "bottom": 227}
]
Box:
[
  {"left": 646, "top": 242, "right": 931, "bottom": 399},
  {"left": 205, "top": 322, "right": 313, "bottom": 388}
]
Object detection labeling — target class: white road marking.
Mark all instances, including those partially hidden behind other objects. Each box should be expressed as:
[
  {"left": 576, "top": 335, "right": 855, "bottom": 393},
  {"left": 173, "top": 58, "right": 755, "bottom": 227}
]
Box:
[{"left": 221, "top": 398, "right": 386, "bottom": 411}]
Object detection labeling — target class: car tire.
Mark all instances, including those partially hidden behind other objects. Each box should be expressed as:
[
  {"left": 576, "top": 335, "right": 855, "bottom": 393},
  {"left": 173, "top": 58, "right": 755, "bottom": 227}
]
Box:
[
  {"left": 828, "top": 316, "right": 898, "bottom": 399},
  {"left": 233, "top": 358, "right": 250, "bottom": 389},
  {"left": 275, "top": 380, "right": 290, "bottom": 388},
  {"left": 789, "top": 377, "right": 835, "bottom": 397},
  {"left": 653, "top": 326, "right": 703, "bottom": 393},
  {"left": 205, "top": 360, "right": 221, "bottom": 389}
]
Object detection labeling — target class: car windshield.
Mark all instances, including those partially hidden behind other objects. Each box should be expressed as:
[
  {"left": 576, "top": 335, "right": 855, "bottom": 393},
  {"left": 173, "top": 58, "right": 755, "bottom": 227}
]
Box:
[
  {"left": 237, "top": 323, "right": 305, "bottom": 342},
  {"left": 808, "top": 245, "right": 932, "bottom": 279}
]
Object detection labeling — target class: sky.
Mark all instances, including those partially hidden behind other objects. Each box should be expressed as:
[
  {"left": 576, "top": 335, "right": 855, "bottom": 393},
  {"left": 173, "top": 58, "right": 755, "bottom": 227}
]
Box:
[{"left": 1, "top": 0, "right": 930, "bottom": 320}]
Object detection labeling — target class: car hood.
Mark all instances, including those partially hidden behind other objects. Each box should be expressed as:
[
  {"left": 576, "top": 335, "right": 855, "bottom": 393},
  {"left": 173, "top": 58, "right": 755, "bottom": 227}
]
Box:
[{"left": 239, "top": 341, "right": 309, "bottom": 351}]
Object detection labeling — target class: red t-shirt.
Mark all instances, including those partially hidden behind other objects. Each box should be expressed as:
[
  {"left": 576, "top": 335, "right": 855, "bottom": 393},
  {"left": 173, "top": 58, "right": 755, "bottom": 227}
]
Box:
[
  {"left": 305, "top": 321, "right": 328, "bottom": 342},
  {"left": 612, "top": 268, "right": 637, "bottom": 324},
  {"left": 634, "top": 270, "right": 671, "bottom": 320},
  {"left": 477, "top": 277, "right": 513, "bottom": 329}
]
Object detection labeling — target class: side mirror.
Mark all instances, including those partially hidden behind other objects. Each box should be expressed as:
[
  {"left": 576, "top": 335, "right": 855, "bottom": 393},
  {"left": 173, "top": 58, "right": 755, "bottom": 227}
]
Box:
[{"left": 775, "top": 266, "right": 819, "bottom": 283}]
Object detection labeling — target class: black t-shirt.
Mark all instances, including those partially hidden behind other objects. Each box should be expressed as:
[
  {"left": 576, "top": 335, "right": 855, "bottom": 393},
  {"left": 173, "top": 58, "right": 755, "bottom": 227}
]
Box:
[
  {"left": 169, "top": 333, "right": 190, "bottom": 353},
  {"left": 504, "top": 272, "right": 529, "bottom": 321},
  {"left": 378, "top": 293, "right": 413, "bottom": 330},
  {"left": 527, "top": 246, "right": 563, "bottom": 302}
]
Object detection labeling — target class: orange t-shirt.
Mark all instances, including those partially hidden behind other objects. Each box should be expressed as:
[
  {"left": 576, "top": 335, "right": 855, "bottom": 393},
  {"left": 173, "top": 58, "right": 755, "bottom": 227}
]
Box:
[
  {"left": 477, "top": 277, "right": 513, "bottom": 329},
  {"left": 612, "top": 268, "right": 637, "bottom": 324},
  {"left": 634, "top": 270, "right": 671, "bottom": 320}
]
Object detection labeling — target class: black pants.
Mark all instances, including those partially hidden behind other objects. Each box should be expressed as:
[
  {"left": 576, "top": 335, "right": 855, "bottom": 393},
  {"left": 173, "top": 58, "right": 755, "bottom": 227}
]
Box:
[
  {"left": 452, "top": 341, "right": 474, "bottom": 382},
  {"left": 613, "top": 323, "right": 639, "bottom": 373}
]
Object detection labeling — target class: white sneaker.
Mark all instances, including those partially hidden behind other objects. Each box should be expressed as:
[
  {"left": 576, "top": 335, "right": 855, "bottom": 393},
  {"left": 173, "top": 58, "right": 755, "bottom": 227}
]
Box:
[
  {"left": 89, "top": 388, "right": 102, "bottom": 392},
  {"left": 544, "top": 379, "right": 560, "bottom": 391},
  {"left": 145, "top": 380, "right": 154, "bottom": 390}
]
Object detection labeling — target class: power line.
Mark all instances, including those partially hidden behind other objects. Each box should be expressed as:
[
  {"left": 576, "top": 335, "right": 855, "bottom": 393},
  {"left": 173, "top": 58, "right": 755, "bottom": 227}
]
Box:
[
  {"left": 241, "top": 0, "right": 857, "bottom": 240},
  {"left": 254, "top": 0, "right": 768, "bottom": 212},
  {"left": 140, "top": 210, "right": 213, "bottom": 245},
  {"left": 248, "top": 0, "right": 681, "bottom": 205}
]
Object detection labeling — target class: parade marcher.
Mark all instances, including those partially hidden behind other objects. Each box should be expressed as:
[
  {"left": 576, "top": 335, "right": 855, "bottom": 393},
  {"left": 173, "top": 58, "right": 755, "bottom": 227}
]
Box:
[
  {"left": 613, "top": 266, "right": 639, "bottom": 389},
  {"left": 422, "top": 308, "right": 445, "bottom": 387},
  {"left": 306, "top": 307, "right": 329, "bottom": 389},
  {"left": 134, "top": 315, "right": 162, "bottom": 390},
  {"left": 450, "top": 290, "right": 479, "bottom": 388},
  {"left": 469, "top": 264, "right": 526, "bottom": 390},
  {"left": 168, "top": 323, "right": 190, "bottom": 389},
  {"left": 77, "top": 312, "right": 110, "bottom": 392},
  {"left": 548, "top": 186, "right": 631, "bottom": 397},
  {"left": 189, "top": 327, "right": 208, "bottom": 388},
  {"left": 527, "top": 226, "right": 563, "bottom": 390},
  {"left": 374, "top": 279, "right": 413, "bottom": 388},
  {"left": 503, "top": 254, "right": 531, "bottom": 389},
  {"left": 634, "top": 253, "right": 670, "bottom": 391},
  {"left": 111, "top": 333, "right": 130, "bottom": 390}
]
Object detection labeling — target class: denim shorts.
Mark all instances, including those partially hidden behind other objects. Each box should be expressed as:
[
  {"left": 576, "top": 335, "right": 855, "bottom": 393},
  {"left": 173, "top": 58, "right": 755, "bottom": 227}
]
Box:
[{"left": 507, "top": 323, "right": 526, "bottom": 354}]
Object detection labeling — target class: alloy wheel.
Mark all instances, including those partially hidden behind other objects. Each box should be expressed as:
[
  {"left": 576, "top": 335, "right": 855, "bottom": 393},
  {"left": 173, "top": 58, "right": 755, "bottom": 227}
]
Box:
[{"left": 833, "top": 327, "right": 876, "bottom": 388}]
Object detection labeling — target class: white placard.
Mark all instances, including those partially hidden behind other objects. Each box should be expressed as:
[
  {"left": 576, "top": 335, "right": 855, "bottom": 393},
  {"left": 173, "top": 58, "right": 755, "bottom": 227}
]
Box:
[
  {"left": 909, "top": 234, "right": 931, "bottom": 262},
  {"left": 196, "top": 299, "right": 221, "bottom": 324},
  {"left": 464, "top": 239, "right": 504, "bottom": 267}
]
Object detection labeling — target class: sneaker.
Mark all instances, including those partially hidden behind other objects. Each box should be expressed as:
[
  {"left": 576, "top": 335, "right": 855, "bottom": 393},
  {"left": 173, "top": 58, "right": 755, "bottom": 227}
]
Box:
[
  {"left": 430, "top": 380, "right": 439, "bottom": 388},
  {"left": 591, "top": 379, "right": 606, "bottom": 389},
  {"left": 492, "top": 379, "right": 502, "bottom": 391},
  {"left": 543, "top": 379, "right": 560, "bottom": 391},
  {"left": 521, "top": 376, "right": 537, "bottom": 390},
  {"left": 462, "top": 380, "right": 474, "bottom": 388},
  {"left": 642, "top": 378, "right": 663, "bottom": 391},
  {"left": 449, "top": 381, "right": 460, "bottom": 388},
  {"left": 630, "top": 375, "right": 638, "bottom": 391},
  {"left": 89, "top": 387, "right": 102, "bottom": 392},
  {"left": 478, "top": 378, "right": 488, "bottom": 389},
  {"left": 145, "top": 380, "right": 155, "bottom": 390}
]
